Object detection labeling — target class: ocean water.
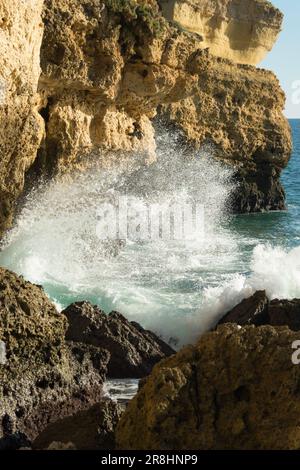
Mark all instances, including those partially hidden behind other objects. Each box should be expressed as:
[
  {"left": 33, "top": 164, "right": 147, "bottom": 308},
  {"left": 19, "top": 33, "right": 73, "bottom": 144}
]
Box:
[
  {"left": 0, "top": 120, "right": 299, "bottom": 347},
  {"left": 104, "top": 379, "right": 139, "bottom": 404}
]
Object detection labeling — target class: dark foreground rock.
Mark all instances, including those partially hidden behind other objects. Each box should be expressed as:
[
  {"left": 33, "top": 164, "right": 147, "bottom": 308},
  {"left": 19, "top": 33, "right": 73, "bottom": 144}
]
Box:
[
  {"left": 218, "top": 291, "right": 300, "bottom": 331},
  {"left": 0, "top": 268, "right": 107, "bottom": 447},
  {"left": 33, "top": 399, "right": 123, "bottom": 450},
  {"left": 218, "top": 291, "right": 269, "bottom": 326},
  {"left": 0, "top": 341, "right": 109, "bottom": 449},
  {"left": 269, "top": 299, "right": 300, "bottom": 329},
  {"left": 116, "top": 323, "right": 300, "bottom": 450},
  {"left": 62, "top": 302, "right": 175, "bottom": 378},
  {"left": 231, "top": 172, "right": 287, "bottom": 213},
  {"left": 0, "top": 268, "right": 174, "bottom": 449}
]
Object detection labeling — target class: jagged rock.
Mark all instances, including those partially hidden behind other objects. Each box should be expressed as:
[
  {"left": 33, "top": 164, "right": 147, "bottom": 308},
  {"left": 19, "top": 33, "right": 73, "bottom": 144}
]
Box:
[
  {"left": 62, "top": 301, "right": 175, "bottom": 378},
  {"left": 162, "top": 53, "right": 291, "bottom": 213},
  {"left": 0, "top": 268, "right": 110, "bottom": 448},
  {"left": 0, "top": 267, "right": 66, "bottom": 360},
  {"left": 269, "top": 299, "right": 300, "bottom": 330},
  {"left": 218, "top": 292, "right": 300, "bottom": 331},
  {"left": 218, "top": 291, "right": 269, "bottom": 326},
  {"left": 159, "top": 0, "right": 283, "bottom": 65},
  {"left": 39, "top": 0, "right": 291, "bottom": 214},
  {"left": 116, "top": 324, "right": 300, "bottom": 450},
  {"left": 0, "top": 267, "right": 174, "bottom": 448},
  {"left": 0, "top": 0, "right": 292, "bottom": 235},
  {"left": 33, "top": 399, "right": 123, "bottom": 450}
]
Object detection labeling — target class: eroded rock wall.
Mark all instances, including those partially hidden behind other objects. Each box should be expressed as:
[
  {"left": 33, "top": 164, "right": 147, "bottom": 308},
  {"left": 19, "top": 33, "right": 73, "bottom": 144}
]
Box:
[
  {"left": 159, "top": 0, "right": 283, "bottom": 65},
  {"left": 36, "top": 0, "right": 197, "bottom": 175},
  {"left": 162, "top": 53, "right": 291, "bottom": 212},
  {"left": 0, "top": 0, "right": 45, "bottom": 235},
  {"left": 0, "top": 0, "right": 292, "bottom": 235}
]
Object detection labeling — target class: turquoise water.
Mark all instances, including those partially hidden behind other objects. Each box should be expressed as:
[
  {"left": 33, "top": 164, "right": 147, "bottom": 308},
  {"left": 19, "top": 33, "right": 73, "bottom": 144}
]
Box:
[
  {"left": 0, "top": 121, "right": 299, "bottom": 346},
  {"left": 231, "top": 119, "right": 300, "bottom": 255}
]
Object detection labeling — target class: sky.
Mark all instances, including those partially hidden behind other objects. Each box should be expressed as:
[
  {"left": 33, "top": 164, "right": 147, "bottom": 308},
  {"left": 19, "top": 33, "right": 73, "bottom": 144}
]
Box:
[{"left": 261, "top": 0, "right": 300, "bottom": 118}]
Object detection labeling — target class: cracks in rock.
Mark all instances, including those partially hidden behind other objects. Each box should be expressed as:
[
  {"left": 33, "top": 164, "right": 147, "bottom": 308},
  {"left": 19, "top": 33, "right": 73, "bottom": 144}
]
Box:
[
  {"left": 128, "top": 122, "right": 144, "bottom": 140},
  {"left": 24, "top": 96, "right": 57, "bottom": 191},
  {"left": 39, "top": 99, "right": 52, "bottom": 125}
]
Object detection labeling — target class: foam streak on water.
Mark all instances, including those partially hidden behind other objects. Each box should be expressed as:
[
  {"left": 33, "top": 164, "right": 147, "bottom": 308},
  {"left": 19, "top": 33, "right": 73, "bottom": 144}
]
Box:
[
  {"left": 104, "top": 379, "right": 139, "bottom": 404},
  {"left": 0, "top": 122, "right": 300, "bottom": 347}
]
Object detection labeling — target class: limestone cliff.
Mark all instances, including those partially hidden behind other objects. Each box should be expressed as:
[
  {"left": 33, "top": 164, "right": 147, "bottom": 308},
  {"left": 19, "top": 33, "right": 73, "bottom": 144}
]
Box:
[
  {"left": 162, "top": 55, "right": 291, "bottom": 212},
  {"left": 0, "top": 0, "right": 292, "bottom": 236},
  {"left": 0, "top": 0, "right": 45, "bottom": 235},
  {"left": 159, "top": 0, "right": 283, "bottom": 65},
  {"left": 116, "top": 324, "right": 300, "bottom": 450}
]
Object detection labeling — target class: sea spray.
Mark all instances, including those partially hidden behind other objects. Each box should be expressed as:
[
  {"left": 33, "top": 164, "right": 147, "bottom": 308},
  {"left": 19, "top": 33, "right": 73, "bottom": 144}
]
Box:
[
  {"left": 0, "top": 129, "right": 236, "bottom": 345},
  {"left": 0, "top": 127, "right": 299, "bottom": 347},
  {"left": 190, "top": 244, "right": 300, "bottom": 343}
]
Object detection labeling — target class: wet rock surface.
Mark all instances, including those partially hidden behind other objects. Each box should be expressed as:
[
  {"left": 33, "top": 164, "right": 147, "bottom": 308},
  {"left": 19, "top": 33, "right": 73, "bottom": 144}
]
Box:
[
  {"left": 218, "top": 291, "right": 300, "bottom": 331},
  {"left": 62, "top": 301, "right": 175, "bottom": 378},
  {"left": 269, "top": 299, "right": 300, "bottom": 330},
  {"left": 218, "top": 291, "right": 269, "bottom": 326}
]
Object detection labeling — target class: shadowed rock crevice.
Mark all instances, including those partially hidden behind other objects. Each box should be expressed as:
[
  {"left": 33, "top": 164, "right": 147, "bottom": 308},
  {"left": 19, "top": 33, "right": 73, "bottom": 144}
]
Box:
[{"left": 32, "top": 400, "right": 123, "bottom": 450}]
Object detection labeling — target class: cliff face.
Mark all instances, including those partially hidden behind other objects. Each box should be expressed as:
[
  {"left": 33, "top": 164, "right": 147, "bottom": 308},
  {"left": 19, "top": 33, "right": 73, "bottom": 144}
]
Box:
[
  {"left": 116, "top": 324, "right": 300, "bottom": 450},
  {"left": 159, "top": 0, "right": 283, "bottom": 65},
  {"left": 0, "top": 0, "right": 292, "bottom": 235},
  {"left": 162, "top": 55, "right": 291, "bottom": 212},
  {"left": 0, "top": 0, "right": 45, "bottom": 235},
  {"left": 37, "top": 0, "right": 196, "bottom": 173}
]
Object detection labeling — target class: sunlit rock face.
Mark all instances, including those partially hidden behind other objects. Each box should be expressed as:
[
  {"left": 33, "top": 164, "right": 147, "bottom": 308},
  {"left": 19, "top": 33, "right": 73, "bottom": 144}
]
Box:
[
  {"left": 0, "top": 0, "right": 45, "bottom": 235},
  {"left": 159, "top": 0, "right": 283, "bottom": 65},
  {"left": 0, "top": 0, "right": 291, "bottom": 235},
  {"left": 117, "top": 324, "right": 300, "bottom": 450}
]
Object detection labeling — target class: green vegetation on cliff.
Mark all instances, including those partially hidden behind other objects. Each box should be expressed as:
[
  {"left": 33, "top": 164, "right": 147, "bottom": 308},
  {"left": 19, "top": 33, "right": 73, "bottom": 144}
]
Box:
[{"left": 105, "top": 0, "right": 167, "bottom": 37}]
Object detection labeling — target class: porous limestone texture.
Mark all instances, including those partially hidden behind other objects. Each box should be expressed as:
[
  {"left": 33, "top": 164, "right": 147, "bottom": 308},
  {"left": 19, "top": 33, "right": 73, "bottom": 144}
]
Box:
[
  {"left": 117, "top": 323, "right": 300, "bottom": 450},
  {"left": 0, "top": 0, "right": 292, "bottom": 235},
  {"left": 159, "top": 0, "right": 283, "bottom": 65},
  {"left": 0, "top": 267, "right": 172, "bottom": 448},
  {"left": 0, "top": 0, "right": 45, "bottom": 235}
]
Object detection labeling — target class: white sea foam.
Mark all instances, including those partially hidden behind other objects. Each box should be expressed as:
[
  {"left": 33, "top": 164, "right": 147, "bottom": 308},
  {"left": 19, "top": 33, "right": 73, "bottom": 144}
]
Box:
[
  {"left": 104, "top": 379, "right": 139, "bottom": 403},
  {"left": 0, "top": 128, "right": 298, "bottom": 347},
  {"left": 188, "top": 244, "right": 300, "bottom": 343}
]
